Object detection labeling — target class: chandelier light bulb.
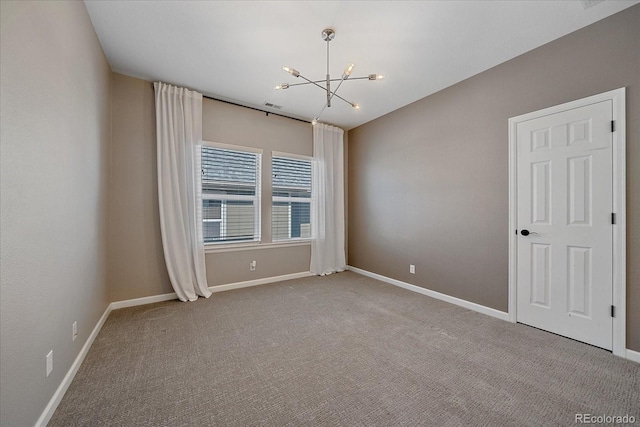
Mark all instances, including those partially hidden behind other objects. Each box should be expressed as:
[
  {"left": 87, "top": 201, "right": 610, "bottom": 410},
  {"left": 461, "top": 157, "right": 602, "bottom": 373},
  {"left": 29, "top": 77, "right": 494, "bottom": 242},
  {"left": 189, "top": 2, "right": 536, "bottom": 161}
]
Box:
[
  {"left": 282, "top": 66, "right": 300, "bottom": 77},
  {"left": 351, "top": 103, "right": 361, "bottom": 110},
  {"left": 368, "top": 74, "right": 385, "bottom": 80},
  {"left": 311, "top": 118, "right": 319, "bottom": 125},
  {"left": 343, "top": 63, "right": 355, "bottom": 79},
  {"left": 274, "top": 83, "right": 290, "bottom": 90}
]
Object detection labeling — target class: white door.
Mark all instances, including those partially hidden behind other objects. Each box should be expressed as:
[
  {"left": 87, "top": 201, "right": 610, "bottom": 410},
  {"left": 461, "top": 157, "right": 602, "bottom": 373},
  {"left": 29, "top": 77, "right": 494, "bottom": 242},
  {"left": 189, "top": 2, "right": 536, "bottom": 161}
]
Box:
[{"left": 516, "top": 100, "right": 613, "bottom": 350}]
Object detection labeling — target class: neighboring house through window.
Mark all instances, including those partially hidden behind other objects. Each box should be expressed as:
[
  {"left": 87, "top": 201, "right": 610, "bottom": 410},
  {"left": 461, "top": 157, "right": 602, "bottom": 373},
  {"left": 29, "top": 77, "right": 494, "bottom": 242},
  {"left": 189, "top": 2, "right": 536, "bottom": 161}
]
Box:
[
  {"left": 201, "top": 143, "right": 262, "bottom": 244},
  {"left": 272, "top": 153, "right": 312, "bottom": 241}
]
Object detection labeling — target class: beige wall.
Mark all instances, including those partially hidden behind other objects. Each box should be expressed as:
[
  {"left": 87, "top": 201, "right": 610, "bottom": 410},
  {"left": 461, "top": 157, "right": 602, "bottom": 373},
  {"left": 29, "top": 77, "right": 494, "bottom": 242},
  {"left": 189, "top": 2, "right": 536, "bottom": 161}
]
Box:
[
  {"left": 0, "top": 1, "right": 112, "bottom": 425},
  {"left": 202, "top": 98, "right": 313, "bottom": 286},
  {"left": 109, "top": 75, "right": 313, "bottom": 300},
  {"left": 110, "top": 73, "right": 173, "bottom": 301},
  {"left": 347, "top": 5, "right": 640, "bottom": 351},
  {"left": 206, "top": 245, "right": 311, "bottom": 286}
]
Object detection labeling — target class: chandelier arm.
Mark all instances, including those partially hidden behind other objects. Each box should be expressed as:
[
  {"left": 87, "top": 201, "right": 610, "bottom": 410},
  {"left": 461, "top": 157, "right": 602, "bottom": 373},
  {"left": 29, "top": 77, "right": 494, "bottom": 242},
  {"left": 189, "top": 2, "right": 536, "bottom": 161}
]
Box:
[
  {"left": 326, "top": 76, "right": 348, "bottom": 106},
  {"left": 331, "top": 92, "right": 357, "bottom": 107},
  {"left": 284, "top": 76, "right": 373, "bottom": 90},
  {"left": 290, "top": 78, "right": 365, "bottom": 87},
  {"left": 314, "top": 87, "right": 354, "bottom": 124},
  {"left": 331, "top": 78, "right": 354, "bottom": 82},
  {"left": 287, "top": 81, "right": 316, "bottom": 88},
  {"left": 314, "top": 91, "right": 357, "bottom": 126},
  {"left": 315, "top": 103, "right": 329, "bottom": 122},
  {"left": 298, "top": 74, "right": 330, "bottom": 92}
]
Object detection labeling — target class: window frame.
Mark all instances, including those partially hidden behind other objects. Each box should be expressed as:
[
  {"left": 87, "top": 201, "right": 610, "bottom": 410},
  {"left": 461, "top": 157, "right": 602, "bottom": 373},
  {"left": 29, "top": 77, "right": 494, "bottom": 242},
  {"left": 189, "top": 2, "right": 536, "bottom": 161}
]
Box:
[
  {"left": 200, "top": 141, "right": 263, "bottom": 247},
  {"left": 271, "top": 151, "right": 313, "bottom": 243}
]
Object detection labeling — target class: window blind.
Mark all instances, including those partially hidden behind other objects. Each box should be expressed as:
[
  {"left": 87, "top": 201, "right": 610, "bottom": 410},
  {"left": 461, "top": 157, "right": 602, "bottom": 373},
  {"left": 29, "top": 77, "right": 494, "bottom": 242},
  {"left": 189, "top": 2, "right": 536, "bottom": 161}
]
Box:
[
  {"left": 201, "top": 146, "right": 261, "bottom": 244},
  {"left": 272, "top": 156, "right": 312, "bottom": 241}
]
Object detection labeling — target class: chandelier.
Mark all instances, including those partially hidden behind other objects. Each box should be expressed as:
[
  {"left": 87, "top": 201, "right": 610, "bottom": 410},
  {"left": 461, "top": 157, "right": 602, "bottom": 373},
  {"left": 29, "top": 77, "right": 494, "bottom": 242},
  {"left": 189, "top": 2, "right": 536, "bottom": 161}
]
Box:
[{"left": 275, "top": 28, "right": 384, "bottom": 124}]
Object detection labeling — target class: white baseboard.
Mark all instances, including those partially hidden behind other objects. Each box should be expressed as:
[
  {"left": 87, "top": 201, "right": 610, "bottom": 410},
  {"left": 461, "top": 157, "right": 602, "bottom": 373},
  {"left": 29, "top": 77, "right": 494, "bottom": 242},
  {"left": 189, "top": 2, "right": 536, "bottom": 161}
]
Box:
[
  {"left": 108, "top": 272, "right": 315, "bottom": 311},
  {"left": 209, "top": 271, "right": 313, "bottom": 293},
  {"left": 347, "top": 265, "right": 511, "bottom": 322},
  {"left": 347, "top": 266, "right": 640, "bottom": 364},
  {"left": 34, "top": 270, "right": 314, "bottom": 425},
  {"left": 626, "top": 349, "right": 640, "bottom": 364},
  {"left": 109, "top": 271, "right": 314, "bottom": 309},
  {"left": 110, "top": 292, "right": 178, "bottom": 310},
  {"left": 35, "top": 303, "right": 112, "bottom": 427}
]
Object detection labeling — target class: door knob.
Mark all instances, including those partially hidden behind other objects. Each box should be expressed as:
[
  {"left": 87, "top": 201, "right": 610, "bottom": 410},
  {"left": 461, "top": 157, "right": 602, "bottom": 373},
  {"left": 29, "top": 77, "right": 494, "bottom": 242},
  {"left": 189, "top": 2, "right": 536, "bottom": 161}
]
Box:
[{"left": 520, "top": 229, "right": 538, "bottom": 236}]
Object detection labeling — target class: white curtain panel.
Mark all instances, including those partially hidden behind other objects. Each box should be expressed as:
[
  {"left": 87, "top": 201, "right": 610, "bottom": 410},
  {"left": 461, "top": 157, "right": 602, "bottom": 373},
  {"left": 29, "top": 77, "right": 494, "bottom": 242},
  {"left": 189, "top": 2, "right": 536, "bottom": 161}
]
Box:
[
  {"left": 154, "top": 82, "right": 211, "bottom": 301},
  {"left": 311, "top": 123, "right": 346, "bottom": 275}
]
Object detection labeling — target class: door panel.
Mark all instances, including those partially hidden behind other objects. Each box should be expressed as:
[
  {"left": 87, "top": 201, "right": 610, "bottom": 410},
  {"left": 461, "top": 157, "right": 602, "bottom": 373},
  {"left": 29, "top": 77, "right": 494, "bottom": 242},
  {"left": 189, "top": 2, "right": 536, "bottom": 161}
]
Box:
[
  {"left": 531, "top": 161, "right": 550, "bottom": 224},
  {"left": 567, "top": 246, "right": 590, "bottom": 317},
  {"left": 530, "top": 243, "right": 550, "bottom": 308},
  {"left": 516, "top": 100, "right": 612, "bottom": 350}
]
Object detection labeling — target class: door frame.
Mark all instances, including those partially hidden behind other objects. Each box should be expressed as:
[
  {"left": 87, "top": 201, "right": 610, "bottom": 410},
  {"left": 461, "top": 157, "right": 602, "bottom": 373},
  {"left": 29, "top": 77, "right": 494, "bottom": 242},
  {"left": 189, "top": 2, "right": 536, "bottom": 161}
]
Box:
[{"left": 508, "top": 88, "right": 626, "bottom": 357}]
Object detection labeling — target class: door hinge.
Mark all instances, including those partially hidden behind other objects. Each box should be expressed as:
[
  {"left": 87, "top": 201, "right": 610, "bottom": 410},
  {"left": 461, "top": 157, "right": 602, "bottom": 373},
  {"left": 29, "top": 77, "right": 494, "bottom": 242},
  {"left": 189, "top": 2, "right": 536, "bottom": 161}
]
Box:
[
  {"left": 611, "top": 120, "right": 615, "bottom": 132},
  {"left": 611, "top": 213, "right": 616, "bottom": 224},
  {"left": 611, "top": 305, "right": 615, "bottom": 318}
]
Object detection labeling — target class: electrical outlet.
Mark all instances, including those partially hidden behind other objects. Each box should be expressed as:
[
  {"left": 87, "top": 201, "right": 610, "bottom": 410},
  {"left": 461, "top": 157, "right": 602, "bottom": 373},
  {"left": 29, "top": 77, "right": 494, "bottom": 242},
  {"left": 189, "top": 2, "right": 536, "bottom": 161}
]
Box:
[
  {"left": 46, "top": 350, "right": 53, "bottom": 377},
  {"left": 250, "top": 260, "right": 257, "bottom": 271},
  {"left": 72, "top": 321, "right": 78, "bottom": 341},
  {"left": 410, "top": 264, "right": 416, "bottom": 274}
]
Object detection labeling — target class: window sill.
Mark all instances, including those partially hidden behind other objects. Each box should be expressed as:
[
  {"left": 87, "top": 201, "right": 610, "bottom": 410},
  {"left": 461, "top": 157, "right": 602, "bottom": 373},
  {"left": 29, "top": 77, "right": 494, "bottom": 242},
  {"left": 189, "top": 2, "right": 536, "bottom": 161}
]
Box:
[{"left": 204, "top": 240, "right": 311, "bottom": 254}]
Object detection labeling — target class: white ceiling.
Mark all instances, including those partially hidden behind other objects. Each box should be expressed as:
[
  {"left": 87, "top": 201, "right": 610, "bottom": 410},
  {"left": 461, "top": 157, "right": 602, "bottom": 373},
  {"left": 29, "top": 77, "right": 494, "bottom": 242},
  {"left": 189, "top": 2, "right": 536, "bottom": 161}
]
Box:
[{"left": 84, "top": 0, "right": 638, "bottom": 130}]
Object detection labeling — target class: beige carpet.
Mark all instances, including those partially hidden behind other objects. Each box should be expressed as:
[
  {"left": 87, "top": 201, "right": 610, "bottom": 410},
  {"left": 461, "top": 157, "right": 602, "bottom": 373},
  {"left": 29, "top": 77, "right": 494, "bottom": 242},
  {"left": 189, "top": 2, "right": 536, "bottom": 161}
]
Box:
[{"left": 49, "top": 272, "right": 639, "bottom": 426}]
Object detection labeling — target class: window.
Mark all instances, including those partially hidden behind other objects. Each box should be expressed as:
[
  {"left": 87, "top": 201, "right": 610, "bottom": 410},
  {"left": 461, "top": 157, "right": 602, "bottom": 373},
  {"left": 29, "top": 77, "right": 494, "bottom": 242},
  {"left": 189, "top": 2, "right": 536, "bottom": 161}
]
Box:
[
  {"left": 201, "top": 144, "right": 261, "bottom": 244},
  {"left": 272, "top": 154, "right": 312, "bottom": 241}
]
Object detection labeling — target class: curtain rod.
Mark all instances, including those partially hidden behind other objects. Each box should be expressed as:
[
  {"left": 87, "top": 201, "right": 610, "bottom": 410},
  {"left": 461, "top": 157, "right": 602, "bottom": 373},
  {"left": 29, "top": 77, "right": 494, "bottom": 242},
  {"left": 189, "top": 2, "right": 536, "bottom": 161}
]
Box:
[{"left": 202, "top": 95, "right": 311, "bottom": 124}]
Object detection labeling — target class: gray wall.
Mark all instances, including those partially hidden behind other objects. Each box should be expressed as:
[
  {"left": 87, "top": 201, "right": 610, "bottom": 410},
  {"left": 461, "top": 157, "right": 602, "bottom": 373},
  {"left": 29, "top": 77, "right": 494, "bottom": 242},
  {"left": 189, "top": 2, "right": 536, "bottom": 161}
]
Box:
[
  {"left": 347, "top": 5, "right": 640, "bottom": 351},
  {"left": 0, "top": 1, "right": 112, "bottom": 425},
  {"left": 110, "top": 73, "right": 173, "bottom": 301},
  {"left": 109, "top": 74, "right": 313, "bottom": 300}
]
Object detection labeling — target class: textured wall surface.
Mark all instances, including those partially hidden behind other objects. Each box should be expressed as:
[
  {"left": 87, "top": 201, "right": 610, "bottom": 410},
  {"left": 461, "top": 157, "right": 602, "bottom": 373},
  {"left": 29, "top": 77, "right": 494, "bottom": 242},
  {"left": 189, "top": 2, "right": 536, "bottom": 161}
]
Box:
[
  {"left": 0, "top": 1, "right": 112, "bottom": 425},
  {"left": 348, "top": 6, "right": 640, "bottom": 350}
]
